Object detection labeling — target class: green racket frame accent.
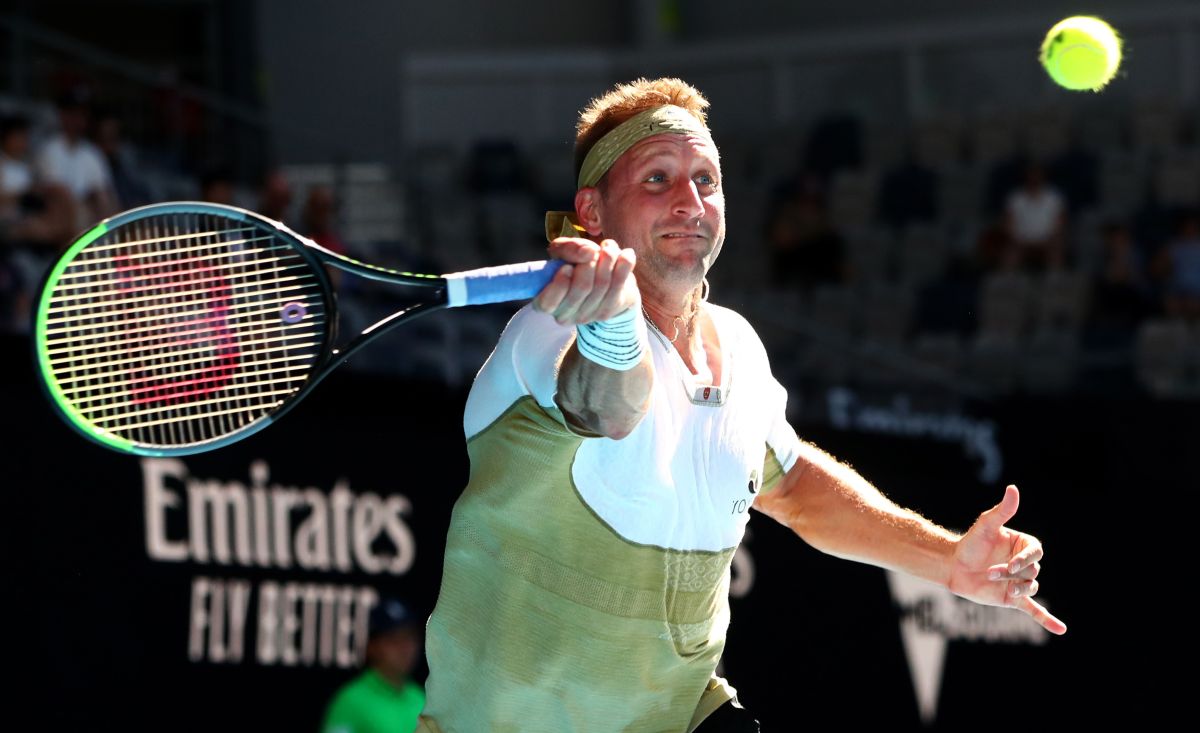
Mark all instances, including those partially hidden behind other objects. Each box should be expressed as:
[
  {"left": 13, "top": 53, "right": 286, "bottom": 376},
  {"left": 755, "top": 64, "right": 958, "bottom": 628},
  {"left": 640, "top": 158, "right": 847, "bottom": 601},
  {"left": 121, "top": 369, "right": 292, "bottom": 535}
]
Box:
[{"left": 34, "top": 220, "right": 141, "bottom": 453}]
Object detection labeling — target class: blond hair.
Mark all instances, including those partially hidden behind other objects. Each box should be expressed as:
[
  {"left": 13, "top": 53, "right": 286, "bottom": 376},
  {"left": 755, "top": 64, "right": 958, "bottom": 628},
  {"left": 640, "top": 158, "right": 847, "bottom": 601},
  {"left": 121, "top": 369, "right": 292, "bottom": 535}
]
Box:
[{"left": 574, "top": 78, "right": 710, "bottom": 182}]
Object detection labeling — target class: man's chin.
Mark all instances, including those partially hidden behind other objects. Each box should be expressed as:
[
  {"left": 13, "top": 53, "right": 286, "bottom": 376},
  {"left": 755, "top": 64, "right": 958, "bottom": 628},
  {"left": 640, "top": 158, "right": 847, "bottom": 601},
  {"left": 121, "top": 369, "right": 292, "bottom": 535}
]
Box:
[{"left": 657, "top": 261, "right": 709, "bottom": 290}]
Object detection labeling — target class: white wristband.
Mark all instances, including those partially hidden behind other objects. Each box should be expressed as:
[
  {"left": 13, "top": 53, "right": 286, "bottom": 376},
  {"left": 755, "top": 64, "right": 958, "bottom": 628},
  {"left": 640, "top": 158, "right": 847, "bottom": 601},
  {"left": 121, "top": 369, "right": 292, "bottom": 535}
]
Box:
[{"left": 574, "top": 307, "right": 648, "bottom": 371}]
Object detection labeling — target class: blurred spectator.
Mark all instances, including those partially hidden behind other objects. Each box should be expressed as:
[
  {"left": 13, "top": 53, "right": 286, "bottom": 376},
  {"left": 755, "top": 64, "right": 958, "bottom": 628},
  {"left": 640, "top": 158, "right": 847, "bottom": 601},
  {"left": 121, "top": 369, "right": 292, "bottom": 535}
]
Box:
[
  {"left": 322, "top": 597, "right": 425, "bottom": 733},
  {"left": 765, "top": 180, "right": 846, "bottom": 291},
  {"left": 36, "top": 90, "right": 118, "bottom": 226},
  {"left": 984, "top": 154, "right": 1027, "bottom": 217},
  {"left": 302, "top": 185, "right": 347, "bottom": 255},
  {"left": 915, "top": 255, "right": 981, "bottom": 337},
  {"left": 1091, "top": 222, "right": 1154, "bottom": 330},
  {"left": 1154, "top": 210, "right": 1200, "bottom": 319},
  {"left": 95, "top": 112, "right": 152, "bottom": 208},
  {"left": 1047, "top": 141, "right": 1099, "bottom": 214},
  {"left": 877, "top": 153, "right": 939, "bottom": 231},
  {"left": 802, "top": 114, "right": 863, "bottom": 184},
  {"left": 975, "top": 220, "right": 1014, "bottom": 273},
  {"left": 1132, "top": 197, "right": 1175, "bottom": 260},
  {"left": 199, "top": 167, "right": 236, "bottom": 205},
  {"left": 1004, "top": 162, "right": 1066, "bottom": 271},
  {"left": 0, "top": 114, "right": 76, "bottom": 244},
  {"left": 0, "top": 115, "right": 35, "bottom": 206},
  {"left": 259, "top": 168, "right": 293, "bottom": 223},
  {"left": 2, "top": 114, "right": 77, "bottom": 330}
]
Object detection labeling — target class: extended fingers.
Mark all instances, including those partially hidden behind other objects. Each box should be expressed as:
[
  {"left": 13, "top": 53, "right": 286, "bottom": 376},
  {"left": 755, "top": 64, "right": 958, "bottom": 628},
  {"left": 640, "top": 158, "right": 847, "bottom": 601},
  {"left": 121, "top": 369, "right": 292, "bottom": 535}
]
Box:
[
  {"left": 1004, "top": 578, "right": 1040, "bottom": 604},
  {"left": 1011, "top": 544, "right": 1043, "bottom": 574},
  {"left": 1017, "top": 596, "right": 1067, "bottom": 636},
  {"left": 988, "top": 560, "right": 1040, "bottom": 582}
]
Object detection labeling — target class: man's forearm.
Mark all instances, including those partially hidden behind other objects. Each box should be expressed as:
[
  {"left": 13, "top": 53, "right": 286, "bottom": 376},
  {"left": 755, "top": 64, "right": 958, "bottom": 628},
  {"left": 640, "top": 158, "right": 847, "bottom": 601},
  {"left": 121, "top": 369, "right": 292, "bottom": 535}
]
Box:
[
  {"left": 759, "top": 441, "right": 959, "bottom": 587},
  {"left": 556, "top": 344, "right": 652, "bottom": 439}
]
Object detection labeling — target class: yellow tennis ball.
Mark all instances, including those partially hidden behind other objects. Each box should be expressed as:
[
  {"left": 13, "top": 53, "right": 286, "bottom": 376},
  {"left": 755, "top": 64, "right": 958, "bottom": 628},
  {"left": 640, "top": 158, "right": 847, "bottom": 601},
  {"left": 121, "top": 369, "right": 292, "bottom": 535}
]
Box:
[{"left": 1040, "top": 16, "right": 1123, "bottom": 91}]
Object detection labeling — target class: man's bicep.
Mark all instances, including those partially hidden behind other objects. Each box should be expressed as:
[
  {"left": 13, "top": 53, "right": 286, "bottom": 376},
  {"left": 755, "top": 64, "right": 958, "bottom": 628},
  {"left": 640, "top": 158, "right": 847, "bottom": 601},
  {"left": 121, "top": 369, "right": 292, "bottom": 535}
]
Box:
[
  {"left": 752, "top": 409, "right": 806, "bottom": 523},
  {"left": 758, "top": 398, "right": 803, "bottom": 493}
]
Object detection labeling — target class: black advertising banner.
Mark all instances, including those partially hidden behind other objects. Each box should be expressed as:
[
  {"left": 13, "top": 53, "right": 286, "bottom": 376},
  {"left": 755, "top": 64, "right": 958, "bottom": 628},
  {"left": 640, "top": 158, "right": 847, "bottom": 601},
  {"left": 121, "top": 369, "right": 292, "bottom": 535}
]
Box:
[
  {"left": 7, "top": 334, "right": 464, "bottom": 731},
  {"left": 4, "top": 333, "right": 1186, "bottom": 730}
]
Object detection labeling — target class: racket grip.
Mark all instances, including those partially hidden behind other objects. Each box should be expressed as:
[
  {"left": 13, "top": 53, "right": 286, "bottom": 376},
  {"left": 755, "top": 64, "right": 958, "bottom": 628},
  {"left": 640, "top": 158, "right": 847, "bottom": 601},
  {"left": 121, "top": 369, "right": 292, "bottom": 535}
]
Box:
[{"left": 443, "top": 259, "right": 565, "bottom": 307}]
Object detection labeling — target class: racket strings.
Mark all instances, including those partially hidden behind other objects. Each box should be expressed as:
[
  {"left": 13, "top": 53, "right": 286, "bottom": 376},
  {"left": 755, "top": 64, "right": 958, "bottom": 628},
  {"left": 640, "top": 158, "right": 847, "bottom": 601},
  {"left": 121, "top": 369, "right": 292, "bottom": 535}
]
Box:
[
  {"left": 46, "top": 238, "right": 292, "bottom": 296},
  {"left": 42, "top": 282, "right": 324, "bottom": 340},
  {"left": 42, "top": 212, "right": 328, "bottom": 448},
  {"left": 41, "top": 294, "right": 322, "bottom": 354},
  {"left": 50, "top": 233, "right": 278, "bottom": 283}
]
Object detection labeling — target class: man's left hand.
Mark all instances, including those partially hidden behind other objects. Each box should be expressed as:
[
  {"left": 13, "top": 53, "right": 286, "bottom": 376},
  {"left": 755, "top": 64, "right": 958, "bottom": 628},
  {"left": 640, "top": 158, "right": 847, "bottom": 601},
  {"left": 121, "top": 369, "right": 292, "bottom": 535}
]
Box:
[{"left": 948, "top": 485, "right": 1067, "bottom": 635}]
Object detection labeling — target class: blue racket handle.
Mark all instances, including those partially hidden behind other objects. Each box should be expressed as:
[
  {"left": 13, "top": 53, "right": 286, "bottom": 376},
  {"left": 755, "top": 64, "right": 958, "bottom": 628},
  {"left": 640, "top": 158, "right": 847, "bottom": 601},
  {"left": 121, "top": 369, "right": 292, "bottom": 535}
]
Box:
[{"left": 443, "top": 259, "right": 565, "bottom": 307}]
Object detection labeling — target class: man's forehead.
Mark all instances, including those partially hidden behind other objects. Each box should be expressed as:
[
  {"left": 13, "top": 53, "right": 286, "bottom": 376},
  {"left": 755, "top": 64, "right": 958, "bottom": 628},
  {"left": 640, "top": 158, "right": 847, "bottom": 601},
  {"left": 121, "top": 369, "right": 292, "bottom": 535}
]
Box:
[{"left": 621, "top": 132, "right": 720, "bottom": 165}]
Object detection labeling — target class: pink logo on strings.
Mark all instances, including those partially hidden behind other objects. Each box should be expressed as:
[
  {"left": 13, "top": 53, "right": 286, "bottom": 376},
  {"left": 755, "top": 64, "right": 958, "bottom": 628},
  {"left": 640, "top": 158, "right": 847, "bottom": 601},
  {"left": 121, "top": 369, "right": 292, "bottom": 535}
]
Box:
[{"left": 116, "top": 253, "right": 241, "bottom": 405}]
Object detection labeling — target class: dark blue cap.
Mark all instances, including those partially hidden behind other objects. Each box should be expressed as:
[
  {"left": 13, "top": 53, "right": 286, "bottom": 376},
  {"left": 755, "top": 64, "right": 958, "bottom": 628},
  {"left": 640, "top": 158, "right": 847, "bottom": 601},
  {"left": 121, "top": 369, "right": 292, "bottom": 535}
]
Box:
[{"left": 369, "top": 598, "right": 416, "bottom": 639}]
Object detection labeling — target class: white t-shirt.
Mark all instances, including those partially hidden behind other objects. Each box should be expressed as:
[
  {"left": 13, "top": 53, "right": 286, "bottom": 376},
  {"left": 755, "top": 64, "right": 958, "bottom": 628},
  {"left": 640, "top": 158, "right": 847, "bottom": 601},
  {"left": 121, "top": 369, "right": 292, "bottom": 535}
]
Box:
[
  {"left": 422, "top": 303, "right": 804, "bottom": 732},
  {"left": 464, "top": 303, "right": 803, "bottom": 551},
  {"left": 1007, "top": 186, "right": 1065, "bottom": 244},
  {"left": 0, "top": 154, "right": 33, "bottom": 196},
  {"left": 36, "top": 135, "right": 113, "bottom": 201}
]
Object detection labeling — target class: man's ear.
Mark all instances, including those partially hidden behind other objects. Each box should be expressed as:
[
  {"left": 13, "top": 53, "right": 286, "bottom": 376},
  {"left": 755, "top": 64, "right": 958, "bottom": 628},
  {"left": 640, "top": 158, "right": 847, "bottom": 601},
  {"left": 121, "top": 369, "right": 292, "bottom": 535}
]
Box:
[{"left": 574, "top": 187, "right": 604, "bottom": 237}]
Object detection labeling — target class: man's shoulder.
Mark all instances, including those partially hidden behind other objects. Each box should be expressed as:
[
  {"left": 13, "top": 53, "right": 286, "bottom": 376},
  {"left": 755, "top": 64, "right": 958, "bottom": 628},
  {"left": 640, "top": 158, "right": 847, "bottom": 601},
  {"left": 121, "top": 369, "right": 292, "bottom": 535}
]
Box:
[
  {"left": 38, "top": 136, "right": 67, "bottom": 159},
  {"left": 39, "top": 136, "right": 104, "bottom": 165},
  {"left": 708, "top": 301, "right": 777, "bottom": 371},
  {"left": 322, "top": 673, "right": 373, "bottom": 729},
  {"left": 329, "top": 671, "right": 374, "bottom": 700},
  {"left": 707, "top": 301, "right": 760, "bottom": 338}
]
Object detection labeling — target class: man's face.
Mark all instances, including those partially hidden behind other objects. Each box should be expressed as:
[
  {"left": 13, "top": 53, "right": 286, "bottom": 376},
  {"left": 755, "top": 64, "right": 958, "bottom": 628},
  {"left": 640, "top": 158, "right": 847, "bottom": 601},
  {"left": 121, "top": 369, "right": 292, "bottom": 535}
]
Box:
[
  {"left": 59, "top": 107, "right": 87, "bottom": 139},
  {"left": 592, "top": 132, "right": 725, "bottom": 291},
  {"left": 1, "top": 128, "right": 29, "bottom": 158},
  {"left": 368, "top": 627, "right": 420, "bottom": 680}
]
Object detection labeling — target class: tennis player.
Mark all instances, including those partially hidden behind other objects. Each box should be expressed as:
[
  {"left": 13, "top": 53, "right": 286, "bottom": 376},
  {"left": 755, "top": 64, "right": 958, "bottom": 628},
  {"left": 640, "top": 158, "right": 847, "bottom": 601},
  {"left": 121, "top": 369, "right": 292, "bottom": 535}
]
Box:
[{"left": 416, "top": 77, "right": 1066, "bottom": 733}]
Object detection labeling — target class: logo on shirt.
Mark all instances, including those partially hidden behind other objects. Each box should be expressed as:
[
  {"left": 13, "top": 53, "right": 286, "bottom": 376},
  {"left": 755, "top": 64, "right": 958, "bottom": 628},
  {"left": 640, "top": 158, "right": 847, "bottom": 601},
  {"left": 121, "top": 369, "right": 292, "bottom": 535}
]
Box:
[{"left": 690, "top": 385, "right": 724, "bottom": 406}]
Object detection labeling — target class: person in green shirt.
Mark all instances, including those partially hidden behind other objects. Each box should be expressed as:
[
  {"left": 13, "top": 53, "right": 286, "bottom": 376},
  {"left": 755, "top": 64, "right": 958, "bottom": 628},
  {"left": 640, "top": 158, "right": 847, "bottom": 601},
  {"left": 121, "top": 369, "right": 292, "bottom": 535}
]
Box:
[{"left": 323, "top": 597, "right": 425, "bottom": 733}]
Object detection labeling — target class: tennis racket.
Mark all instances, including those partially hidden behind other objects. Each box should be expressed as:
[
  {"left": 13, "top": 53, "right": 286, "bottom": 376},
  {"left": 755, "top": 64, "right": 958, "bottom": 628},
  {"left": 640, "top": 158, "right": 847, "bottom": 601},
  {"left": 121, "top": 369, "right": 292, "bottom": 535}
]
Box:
[{"left": 34, "top": 201, "right": 562, "bottom": 456}]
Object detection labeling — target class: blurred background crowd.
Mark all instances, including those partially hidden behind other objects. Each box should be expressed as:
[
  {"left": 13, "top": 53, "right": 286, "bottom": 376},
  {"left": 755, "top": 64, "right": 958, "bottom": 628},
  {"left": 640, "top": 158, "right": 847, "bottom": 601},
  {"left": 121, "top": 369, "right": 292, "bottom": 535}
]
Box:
[{"left": 3, "top": 1, "right": 1198, "bottom": 399}]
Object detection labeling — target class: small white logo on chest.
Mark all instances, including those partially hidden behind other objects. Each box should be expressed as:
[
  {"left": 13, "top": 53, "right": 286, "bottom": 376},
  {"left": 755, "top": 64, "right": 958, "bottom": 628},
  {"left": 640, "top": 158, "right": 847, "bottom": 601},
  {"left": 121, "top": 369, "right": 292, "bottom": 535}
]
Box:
[{"left": 691, "top": 386, "right": 724, "bottom": 406}]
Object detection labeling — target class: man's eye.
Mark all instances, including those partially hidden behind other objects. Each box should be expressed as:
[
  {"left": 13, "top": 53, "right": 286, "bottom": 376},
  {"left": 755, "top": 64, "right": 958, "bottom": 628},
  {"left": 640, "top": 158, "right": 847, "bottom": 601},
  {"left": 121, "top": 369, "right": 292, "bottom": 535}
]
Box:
[
  {"left": 645, "top": 173, "right": 666, "bottom": 183},
  {"left": 696, "top": 174, "right": 716, "bottom": 186}
]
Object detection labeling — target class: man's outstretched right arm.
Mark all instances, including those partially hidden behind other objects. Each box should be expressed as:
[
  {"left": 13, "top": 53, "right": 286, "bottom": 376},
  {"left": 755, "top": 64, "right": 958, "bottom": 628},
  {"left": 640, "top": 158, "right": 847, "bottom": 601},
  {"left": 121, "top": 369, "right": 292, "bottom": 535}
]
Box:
[{"left": 534, "top": 237, "right": 652, "bottom": 439}]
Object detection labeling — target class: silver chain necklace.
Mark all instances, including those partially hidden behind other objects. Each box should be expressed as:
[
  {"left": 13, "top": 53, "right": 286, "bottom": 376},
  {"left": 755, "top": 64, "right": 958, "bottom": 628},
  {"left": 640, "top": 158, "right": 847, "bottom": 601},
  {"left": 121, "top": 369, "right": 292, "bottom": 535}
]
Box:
[
  {"left": 641, "top": 305, "right": 687, "bottom": 344},
  {"left": 640, "top": 302, "right": 727, "bottom": 407},
  {"left": 638, "top": 280, "right": 720, "bottom": 407}
]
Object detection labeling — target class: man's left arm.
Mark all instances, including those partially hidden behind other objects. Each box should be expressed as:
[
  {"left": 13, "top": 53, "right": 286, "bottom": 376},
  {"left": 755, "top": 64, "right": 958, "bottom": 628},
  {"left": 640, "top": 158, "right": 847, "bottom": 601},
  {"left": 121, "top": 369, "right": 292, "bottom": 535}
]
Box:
[{"left": 754, "top": 440, "right": 1067, "bottom": 635}]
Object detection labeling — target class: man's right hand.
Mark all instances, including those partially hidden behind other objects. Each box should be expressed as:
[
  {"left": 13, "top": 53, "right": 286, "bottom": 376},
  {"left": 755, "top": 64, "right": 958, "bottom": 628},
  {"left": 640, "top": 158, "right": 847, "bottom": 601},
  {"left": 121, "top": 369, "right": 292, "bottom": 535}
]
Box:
[{"left": 534, "top": 237, "right": 639, "bottom": 325}]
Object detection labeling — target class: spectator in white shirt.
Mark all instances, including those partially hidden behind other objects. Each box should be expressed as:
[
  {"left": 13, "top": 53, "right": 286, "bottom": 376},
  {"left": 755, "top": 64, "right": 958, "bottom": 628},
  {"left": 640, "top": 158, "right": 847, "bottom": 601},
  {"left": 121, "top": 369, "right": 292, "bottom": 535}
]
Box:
[
  {"left": 1, "top": 113, "right": 75, "bottom": 247},
  {"left": 1, "top": 113, "right": 76, "bottom": 331},
  {"left": 36, "top": 91, "right": 118, "bottom": 226},
  {"left": 1005, "top": 162, "right": 1067, "bottom": 272}
]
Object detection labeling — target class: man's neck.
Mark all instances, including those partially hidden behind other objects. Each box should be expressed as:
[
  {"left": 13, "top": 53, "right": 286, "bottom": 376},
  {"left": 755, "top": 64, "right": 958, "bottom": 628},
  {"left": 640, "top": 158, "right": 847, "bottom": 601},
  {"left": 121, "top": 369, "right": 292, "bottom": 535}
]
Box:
[
  {"left": 371, "top": 667, "right": 409, "bottom": 691},
  {"left": 640, "top": 282, "right": 719, "bottom": 381},
  {"left": 641, "top": 282, "right": 702, "bottom": 343}
]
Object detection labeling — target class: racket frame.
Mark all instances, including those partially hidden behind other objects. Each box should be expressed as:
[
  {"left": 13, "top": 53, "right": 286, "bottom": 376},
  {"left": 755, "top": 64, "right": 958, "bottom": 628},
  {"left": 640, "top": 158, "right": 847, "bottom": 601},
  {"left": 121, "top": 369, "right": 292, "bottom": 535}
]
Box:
[{"left": 34, "top": 202, "right": 450, "bottom": 457}]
